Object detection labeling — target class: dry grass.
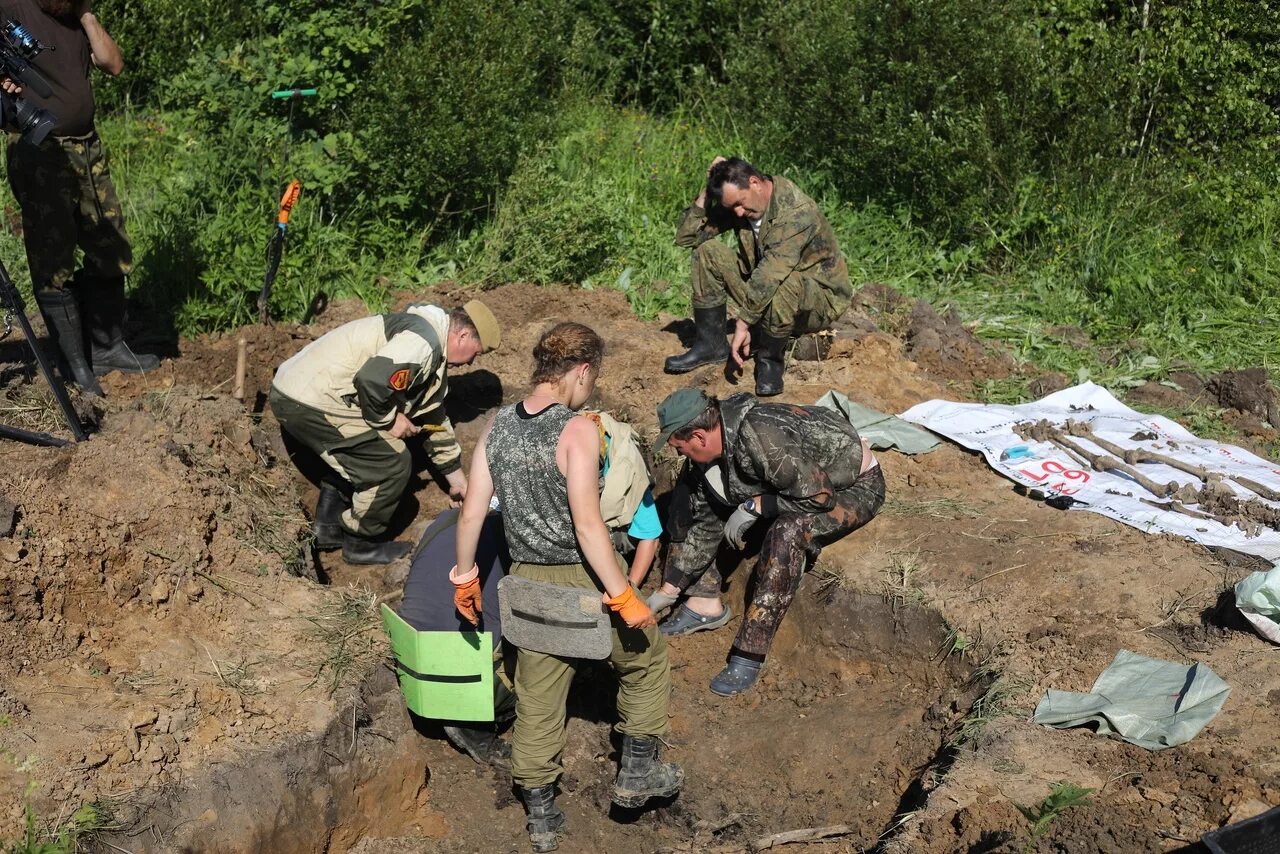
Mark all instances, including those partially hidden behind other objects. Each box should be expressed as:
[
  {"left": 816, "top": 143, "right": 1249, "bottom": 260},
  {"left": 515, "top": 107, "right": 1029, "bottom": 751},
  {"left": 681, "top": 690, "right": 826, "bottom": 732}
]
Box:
[
  {"left": 303, "top": 587, "right": 387, "bottom": 698},
  {"left": 0, "top": 374, "right": 79, "bottom": 437},
  {"left": 883, "top": 550, "right": 929, "bottom": 606},
  {"left": 883, "top": 496, "right": 982, "bottom": 519}
]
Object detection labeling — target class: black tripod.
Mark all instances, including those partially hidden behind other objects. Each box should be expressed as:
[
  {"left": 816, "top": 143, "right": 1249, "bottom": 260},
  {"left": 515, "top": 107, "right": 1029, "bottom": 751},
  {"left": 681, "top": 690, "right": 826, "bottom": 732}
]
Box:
[{"left": 0, "top": 259, "right": 88, "bottom": 446}]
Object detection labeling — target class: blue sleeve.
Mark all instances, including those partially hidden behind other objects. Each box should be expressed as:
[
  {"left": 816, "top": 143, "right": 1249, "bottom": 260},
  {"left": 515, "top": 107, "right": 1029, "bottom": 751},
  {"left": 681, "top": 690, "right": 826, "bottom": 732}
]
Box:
[{"left": 626, "top": 489, "right": 663, "bottom": 541}]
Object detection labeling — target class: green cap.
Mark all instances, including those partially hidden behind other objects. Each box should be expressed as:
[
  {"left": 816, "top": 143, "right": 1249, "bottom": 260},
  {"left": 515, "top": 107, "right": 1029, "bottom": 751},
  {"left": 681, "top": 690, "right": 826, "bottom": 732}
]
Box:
[{"left": 655, "top": 388, "right": 712, "bottom": 450}]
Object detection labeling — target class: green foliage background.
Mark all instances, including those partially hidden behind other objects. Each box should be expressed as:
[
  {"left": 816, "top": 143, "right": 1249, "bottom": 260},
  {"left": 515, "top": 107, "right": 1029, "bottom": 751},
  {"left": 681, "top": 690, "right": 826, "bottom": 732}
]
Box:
[{"left": 1, "top": 0, "right": 1277, "bottom": 385}]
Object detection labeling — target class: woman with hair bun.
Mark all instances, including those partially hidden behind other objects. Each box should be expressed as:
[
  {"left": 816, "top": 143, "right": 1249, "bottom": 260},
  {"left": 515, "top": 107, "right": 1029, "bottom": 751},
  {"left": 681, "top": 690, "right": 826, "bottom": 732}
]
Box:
[{"left": 454, "top": 321, "right": 682, "bottom": 852}]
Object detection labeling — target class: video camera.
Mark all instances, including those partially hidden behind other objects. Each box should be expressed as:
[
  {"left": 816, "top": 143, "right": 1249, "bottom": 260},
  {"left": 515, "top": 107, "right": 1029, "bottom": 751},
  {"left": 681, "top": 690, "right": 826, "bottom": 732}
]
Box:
[{"left": 0, "top": 19, "right": 56, "bottom": 145}]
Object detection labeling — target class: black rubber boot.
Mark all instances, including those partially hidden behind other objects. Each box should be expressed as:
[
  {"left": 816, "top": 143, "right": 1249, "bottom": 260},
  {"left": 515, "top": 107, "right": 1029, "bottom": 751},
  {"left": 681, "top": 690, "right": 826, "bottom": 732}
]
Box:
[
  {"left": 664, "top": 304, "right": 730, "bottom": 374},
  {"left": 312, "top": 483, "right": 348, "bottom": 551},
  {"left": 340, "top": 531, "right": 412, "bottom": 565},
  {"left": 442, "top": 724, "right": 512, "bottom": 768},
  {"left": 80, "top": 275, "right": 160, "bottom": 375},
  {"left": 34, "top": 290, "right": 104, "bottom": 396},
  {"left": 520, "top": 785, "right": 565, "bottom": 853},
  {"left": 753, "top": 329, "right": 788, "bottom": 397},
  {"left": 610, "top": 734, "right": 684, "bottom": 808}
]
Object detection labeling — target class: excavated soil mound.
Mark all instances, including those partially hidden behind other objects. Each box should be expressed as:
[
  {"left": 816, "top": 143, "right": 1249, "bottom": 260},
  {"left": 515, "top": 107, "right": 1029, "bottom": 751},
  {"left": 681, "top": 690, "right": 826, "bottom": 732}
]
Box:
[{"left": 3, "top": 281, "right": 1280, "bottom": 853}]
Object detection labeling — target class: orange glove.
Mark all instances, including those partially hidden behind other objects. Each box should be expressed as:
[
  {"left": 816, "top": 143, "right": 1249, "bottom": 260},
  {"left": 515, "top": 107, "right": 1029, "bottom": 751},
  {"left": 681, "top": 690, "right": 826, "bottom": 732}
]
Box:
[
  {"left": 449, "top": 564, "right": 482, "bottom": 626},
  {"left": 603, "top": 586, "right": 656, "bottom": 629}
]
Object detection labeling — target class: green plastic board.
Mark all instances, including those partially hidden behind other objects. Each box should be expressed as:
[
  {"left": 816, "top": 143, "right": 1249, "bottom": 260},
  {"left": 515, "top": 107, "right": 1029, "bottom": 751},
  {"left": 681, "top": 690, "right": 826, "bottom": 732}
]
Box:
[{"left": 380, "top": 604, "right": 495, "bottom": 722}]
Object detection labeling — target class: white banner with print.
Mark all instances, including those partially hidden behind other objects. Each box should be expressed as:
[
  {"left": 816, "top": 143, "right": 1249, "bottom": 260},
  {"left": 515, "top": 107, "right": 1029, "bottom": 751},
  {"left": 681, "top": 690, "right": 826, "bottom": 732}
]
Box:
[{"left": 900, "top": 382, "right": 1280, "bottom": 563}]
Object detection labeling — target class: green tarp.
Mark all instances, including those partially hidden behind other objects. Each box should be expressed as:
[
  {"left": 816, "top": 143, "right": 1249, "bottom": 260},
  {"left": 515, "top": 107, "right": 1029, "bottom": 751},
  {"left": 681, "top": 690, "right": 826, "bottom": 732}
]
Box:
[
  {"left": 813, "top": 390, "right": 940, "bottom": 455},
  {"left": 1032, "top": 649, "right": 1231, "bottom": 750}
]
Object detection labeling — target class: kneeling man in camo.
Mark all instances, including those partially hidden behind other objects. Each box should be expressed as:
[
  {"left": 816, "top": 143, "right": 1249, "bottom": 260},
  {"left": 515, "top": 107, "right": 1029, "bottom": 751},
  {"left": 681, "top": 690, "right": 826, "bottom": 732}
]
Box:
[
  {"left": 270, "top": 300, "right": 500, "bottom": 565},
  {"left": 650, "top": 388, "right": 885, "bottom": 695},
  {"left": 665, "top": 156, "right": 852, "bottom": 396}
]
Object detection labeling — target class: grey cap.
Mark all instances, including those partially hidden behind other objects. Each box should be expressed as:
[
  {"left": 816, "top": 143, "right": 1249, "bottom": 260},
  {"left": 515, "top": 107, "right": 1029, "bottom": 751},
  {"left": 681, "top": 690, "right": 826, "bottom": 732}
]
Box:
[{"left": 655, "top": 388, "right": 712, "bottom": 449}]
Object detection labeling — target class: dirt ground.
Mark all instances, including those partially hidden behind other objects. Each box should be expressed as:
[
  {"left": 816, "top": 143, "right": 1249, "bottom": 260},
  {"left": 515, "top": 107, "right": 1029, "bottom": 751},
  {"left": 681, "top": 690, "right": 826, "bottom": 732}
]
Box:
[{"left": 2, "top": 281, "right": 1279, "bottom": 853}]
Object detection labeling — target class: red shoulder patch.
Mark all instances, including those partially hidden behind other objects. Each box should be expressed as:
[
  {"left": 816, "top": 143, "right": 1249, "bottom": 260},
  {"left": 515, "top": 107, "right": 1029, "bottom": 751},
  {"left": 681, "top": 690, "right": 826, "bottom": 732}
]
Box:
[{"left": 389, "top": 368, "right": 411, "bottom": 391}]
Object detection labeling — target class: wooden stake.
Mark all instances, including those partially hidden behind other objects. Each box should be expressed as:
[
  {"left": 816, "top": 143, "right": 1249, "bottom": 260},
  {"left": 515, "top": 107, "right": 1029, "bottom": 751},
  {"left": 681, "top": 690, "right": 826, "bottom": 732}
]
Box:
[{"left": 233, "top": 337, "right": 247, "bottom": 401}]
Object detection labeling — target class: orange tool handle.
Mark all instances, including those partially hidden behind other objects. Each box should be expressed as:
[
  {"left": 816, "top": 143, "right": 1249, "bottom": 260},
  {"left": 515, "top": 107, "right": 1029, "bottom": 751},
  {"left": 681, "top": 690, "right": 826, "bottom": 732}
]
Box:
[{"left": 277, "top": 180, "right": 302, "bottom": 227}]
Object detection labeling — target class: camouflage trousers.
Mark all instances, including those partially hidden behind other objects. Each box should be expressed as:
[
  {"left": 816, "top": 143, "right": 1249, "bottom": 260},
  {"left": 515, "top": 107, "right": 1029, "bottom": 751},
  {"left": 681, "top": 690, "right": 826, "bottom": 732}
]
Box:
[
  {"left": 687, "top": 465, "right": 886, "bottom": 657},
  {"left": 6, "top": 131, "right": 132, "bottom": 294},
  {"left": 270, "top": 388, "right": 411, "bottom": 538},
  {"left": 690, "top": 240, "right": 844, "bottom": 338}
]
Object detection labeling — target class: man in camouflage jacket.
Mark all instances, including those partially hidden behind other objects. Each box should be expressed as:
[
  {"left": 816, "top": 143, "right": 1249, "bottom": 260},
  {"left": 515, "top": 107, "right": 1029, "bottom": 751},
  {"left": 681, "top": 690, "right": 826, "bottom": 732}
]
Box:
[
  {"left": 651, "top": 388, "right": 885, "bottom": 696},
  {"left": 665, "top": 157, "right": 852, "bottom": 396},
  {"left": 269, "top": 300, "right": 500, "bottom": 565}
]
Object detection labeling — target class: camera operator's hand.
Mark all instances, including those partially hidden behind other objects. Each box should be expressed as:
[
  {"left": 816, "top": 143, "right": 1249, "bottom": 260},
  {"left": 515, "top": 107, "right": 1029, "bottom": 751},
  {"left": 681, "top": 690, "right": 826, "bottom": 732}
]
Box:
[
  {"left": 0, "top": 77, "right": 21, "bottom": 96},
  {"left": 694, "top": 155, "right": 728, "bottom": 209},
  {"left": 79, "top": 0, "right": 125, "bottom": 77}
]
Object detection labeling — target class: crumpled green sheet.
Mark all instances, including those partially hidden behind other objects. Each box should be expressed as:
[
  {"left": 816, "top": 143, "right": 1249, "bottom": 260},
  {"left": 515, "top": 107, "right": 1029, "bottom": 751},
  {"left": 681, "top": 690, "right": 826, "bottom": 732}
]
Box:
[
  {"left": 1235, "top": 565, "right": 1280, "bottom": 644},
  {"left": 813, "top": 390, "right": 939, "bottom": 455},
  {"left": 1032, "top": 649, "right": 1231, "bottom": 750}
]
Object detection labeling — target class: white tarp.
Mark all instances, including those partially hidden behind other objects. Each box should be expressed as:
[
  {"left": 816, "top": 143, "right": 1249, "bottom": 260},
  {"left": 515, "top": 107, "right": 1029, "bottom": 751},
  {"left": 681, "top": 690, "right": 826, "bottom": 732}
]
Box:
[{"left": 900, "top": 382, "right": 1280, "bottom": 563}]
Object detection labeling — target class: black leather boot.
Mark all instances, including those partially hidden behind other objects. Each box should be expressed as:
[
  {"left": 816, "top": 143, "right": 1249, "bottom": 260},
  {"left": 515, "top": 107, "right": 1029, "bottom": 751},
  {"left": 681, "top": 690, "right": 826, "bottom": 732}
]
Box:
[
  {"left": 34, "top": 290, "right": 104, "bottom": 396},
  {"left": 610, "top": 734, "right": 684, "bottom": 808},
  {"left": 80, "top": 275, "right": 160, "bottom": 375},
  {"left": 442, "top": 724, "right": 512, "bottom": 768},
  {"left": 341, "top": 531, "right": 412, "bottom": 565},
  {"left": 753, "top": 329, "right": 788, "bottom": 397},
  {"left": 520, "top": 785, "right": 565, "bottom": 852},
  {"left": 664, "top": 304, "right": 730, "bottom": 373},
  {"left": 312, "top": 482, "right": 348, "bottom": 551}
]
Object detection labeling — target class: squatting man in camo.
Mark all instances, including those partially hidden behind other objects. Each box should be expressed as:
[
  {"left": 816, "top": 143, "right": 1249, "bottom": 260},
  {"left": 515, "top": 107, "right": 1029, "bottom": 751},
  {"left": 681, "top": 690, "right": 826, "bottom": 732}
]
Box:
[
  {"left": 665, "top": 156, "right": 853, "bottom": 397},
  {"left": 648, "top": 387, "right": 886, "bottom": 696}
]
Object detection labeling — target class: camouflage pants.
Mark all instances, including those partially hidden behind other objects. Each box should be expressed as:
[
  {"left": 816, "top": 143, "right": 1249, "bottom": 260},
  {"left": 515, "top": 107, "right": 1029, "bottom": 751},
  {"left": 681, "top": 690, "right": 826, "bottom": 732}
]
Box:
[
  {"left": 270, "top": 389, "right": 411, "bottom": 538},
  {"left": 690, "top": 240, "right": 843, "bottom": 338},
  {"left": 6, "top": 132, "right": 132, "bottom": 294},
  {"left": 688, "top": 465, "right": 886, "bottom": 657}
]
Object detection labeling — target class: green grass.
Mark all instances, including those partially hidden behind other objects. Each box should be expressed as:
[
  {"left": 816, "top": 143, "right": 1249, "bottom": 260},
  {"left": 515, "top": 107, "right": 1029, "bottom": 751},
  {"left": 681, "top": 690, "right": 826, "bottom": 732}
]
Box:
[
  {"left": 3, "top": 97, "right": 1277, "bottom": 406},
  {"left": 0, "top": 797, "right": 115, "bottom": 854}
]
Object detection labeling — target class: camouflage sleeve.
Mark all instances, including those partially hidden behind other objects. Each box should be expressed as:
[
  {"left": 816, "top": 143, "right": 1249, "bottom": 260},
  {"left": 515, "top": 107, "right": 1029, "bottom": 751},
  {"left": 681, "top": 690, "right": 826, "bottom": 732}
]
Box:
[
  {"left": 737, "top": 412, "right": 837, "bottom": 516},
  {"left": 735, "top": 211, "right": 816, "bottom": 326},
  {"left": 674, "top": 204, "right": 726, "bottom": 248},
  {"left": 352, "top": 330, "right": 439, "bottom": 431},
  {"left": 663, "top": 463, "right": 723, "bottom": 587}
]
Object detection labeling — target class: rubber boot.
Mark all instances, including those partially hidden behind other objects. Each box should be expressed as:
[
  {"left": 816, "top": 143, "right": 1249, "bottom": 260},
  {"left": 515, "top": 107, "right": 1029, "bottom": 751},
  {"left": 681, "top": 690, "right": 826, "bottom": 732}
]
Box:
[
  {"left": 442, "top": 724, "right": 512, "bottom": 768},
  {"left": 80, "top": 275, "right": 160, "bottom": 375},
  {"left": 312, "top": 483, "right": 348, "bottom": 551},
  {"left": 341, "top": 531, "right": 412, "bottom": 565},
  {"left": 34, "top": 290, "right": 104, "bottom": 396},
  {"left": 753, "top": 329, "right": 788, "bottom": 397},
  {"left": 664, "top": 304, "right": 730, "bottom": 374},
  {"left": 520, "top": 785, "right": 565, "bottom": 853},
  {"left": 610, "top": 734, "right": 684, "bottom": 808}
]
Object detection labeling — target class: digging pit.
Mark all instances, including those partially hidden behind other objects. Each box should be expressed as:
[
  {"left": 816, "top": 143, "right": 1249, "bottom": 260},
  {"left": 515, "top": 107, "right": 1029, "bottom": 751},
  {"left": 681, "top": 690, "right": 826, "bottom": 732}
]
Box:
[{"left": 97, "top": 570, "right": 979, "bottom": 853}]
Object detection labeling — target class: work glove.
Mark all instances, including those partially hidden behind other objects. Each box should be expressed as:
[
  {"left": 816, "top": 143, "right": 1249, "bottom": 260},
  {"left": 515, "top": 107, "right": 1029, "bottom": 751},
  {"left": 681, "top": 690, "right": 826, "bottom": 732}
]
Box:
[
  {"left": 723, "top": 499, "right": 760, "bottom": 550},
  {"left": 646, "top": 588, "right": 680, "bottom": 614},
  {"left": 603, "top": 586, "right": 656, "bottom": 629},
  {"left": 449, "top": 564, "right": 482, "bottom": 626}
]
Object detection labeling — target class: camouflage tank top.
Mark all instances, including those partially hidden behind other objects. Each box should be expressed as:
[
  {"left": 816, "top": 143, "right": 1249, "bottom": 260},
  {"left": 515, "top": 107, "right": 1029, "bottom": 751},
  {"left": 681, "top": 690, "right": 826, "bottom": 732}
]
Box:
[{"left": 486, "top": 401, "right": 582, "bottom": 565}]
